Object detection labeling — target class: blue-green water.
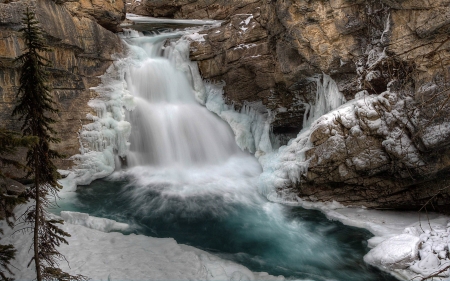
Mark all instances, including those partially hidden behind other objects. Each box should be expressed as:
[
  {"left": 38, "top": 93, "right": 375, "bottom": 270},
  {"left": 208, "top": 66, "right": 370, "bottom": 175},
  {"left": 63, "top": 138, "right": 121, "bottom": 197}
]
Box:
[{"left": 55, "top": 169, "right": 397, "bottom": 281}]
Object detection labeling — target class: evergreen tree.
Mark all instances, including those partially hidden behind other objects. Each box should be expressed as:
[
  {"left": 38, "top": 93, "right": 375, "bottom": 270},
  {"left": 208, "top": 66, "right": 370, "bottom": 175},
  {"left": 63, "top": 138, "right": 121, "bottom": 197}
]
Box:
[
  {"left": 0, "top": 128, "right": 36, "bottom": 178},
  {"left": 12, "top": 8, "right": 86, "bottom": 281},
  {"left": 0, "top": 128, "right": 34, "bottom": 280}
]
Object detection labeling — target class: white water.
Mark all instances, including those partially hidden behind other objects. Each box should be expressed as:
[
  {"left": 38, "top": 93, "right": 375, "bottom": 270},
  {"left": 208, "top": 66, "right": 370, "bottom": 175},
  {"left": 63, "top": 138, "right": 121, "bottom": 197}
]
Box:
[{"left": 124, "top": 34, "right": 242, "bottom": 167}]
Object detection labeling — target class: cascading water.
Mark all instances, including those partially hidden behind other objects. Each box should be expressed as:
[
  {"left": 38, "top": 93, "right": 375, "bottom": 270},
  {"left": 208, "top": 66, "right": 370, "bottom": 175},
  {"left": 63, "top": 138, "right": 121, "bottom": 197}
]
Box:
[
  {"left": 54, "top": 21, "right": 398, "bottom": 281},
  {"left": 124, "top": 34, "right": 240, "bottom": 167}
]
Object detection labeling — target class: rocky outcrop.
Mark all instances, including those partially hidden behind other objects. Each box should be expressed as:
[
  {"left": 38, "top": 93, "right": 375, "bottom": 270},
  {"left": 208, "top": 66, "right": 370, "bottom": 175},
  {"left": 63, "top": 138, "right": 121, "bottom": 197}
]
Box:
[
  {"left": 129, "top": 0, "right": 261, "bottom": 20},
  {"left": 297, "top": 0, "right": 450, "bottom": 211},
  {"left": 131, "top": 0, "right": 450, "bottom": 211},
  {"left": 0, "top": 0, "right": 124, "bottom": 176},
  {"left": 61, "top": 0, "right": 126, "bottom": 32},
  {"left": 301, "top": 87, "right": 450, "bottom": 211}
]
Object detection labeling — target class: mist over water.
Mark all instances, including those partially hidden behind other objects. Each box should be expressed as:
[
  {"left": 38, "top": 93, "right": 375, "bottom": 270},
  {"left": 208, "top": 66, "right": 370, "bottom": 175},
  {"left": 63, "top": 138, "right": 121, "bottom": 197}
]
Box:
[{"left": 58, "top": 28, "right": 398, "bottom": 280}]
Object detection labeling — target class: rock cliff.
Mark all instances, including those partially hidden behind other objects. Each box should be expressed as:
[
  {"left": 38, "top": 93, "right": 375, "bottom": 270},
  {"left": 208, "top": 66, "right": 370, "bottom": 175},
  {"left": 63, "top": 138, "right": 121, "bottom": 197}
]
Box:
[
  {"left": 0, "top": 0, "right": 124, "bottom": 176},
  {"left": 130, "top": 0, "right": 450, "bottom": 211}
]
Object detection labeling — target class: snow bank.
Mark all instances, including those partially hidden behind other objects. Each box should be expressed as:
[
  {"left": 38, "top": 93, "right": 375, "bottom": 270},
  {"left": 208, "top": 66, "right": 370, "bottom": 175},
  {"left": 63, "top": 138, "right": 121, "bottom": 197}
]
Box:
[
  {"left": 3, "top": 204, "right": 284, "bottom": 281},
  {"left": 368, "top": 219, "right": 450, "bottom": 280}
]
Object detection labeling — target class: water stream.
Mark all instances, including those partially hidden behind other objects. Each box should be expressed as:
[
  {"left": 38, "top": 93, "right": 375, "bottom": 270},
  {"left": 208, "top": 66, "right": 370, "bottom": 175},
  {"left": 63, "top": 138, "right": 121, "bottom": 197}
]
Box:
[{"left": 58, "top": 23, "right": 398, "bottom": 281}]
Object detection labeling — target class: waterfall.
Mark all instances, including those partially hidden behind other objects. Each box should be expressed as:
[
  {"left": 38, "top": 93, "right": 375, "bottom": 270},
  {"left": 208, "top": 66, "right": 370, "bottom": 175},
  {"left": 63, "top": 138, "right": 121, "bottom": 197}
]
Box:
[
  {"left": 123, "top": 34, "right": 241, "bottom": 168},
  {"left": 70, "top": 18, "right": 346, "bottom": 204}
]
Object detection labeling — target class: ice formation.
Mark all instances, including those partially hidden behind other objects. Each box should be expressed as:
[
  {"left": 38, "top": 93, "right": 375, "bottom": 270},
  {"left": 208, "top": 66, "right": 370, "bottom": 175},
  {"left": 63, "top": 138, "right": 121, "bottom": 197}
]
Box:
[
  {"left": 60, "top": 211, "right": 130, "bottom": 232},
  {"left": 238, "top": 14, "right": 254, "bottom": 32},
  {"left": 203, "top": 82, "right": 275, "bottom": 155},
  {"left": 257, "top": 75, "right": 346, "bottom": 199},
  {"left": 68, "top": 47, "right": 137, "bottom": 187}
]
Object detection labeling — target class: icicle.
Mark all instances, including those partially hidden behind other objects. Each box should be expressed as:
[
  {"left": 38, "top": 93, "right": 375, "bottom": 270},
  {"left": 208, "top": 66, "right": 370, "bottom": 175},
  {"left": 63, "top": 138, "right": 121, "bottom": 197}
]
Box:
[{"left": 257, "top": 73, "right": 347, "bottom": 200}]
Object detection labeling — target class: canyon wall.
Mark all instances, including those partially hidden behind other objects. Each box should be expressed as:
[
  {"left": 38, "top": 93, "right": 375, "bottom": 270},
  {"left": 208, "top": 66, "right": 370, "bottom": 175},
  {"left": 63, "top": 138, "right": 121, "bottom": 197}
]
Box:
[
  {"left": 130, "top": 0, "right": 450, "bottom": 211},
  {"left": 0, "top": 0, "right": 124, "bottom": 175}
]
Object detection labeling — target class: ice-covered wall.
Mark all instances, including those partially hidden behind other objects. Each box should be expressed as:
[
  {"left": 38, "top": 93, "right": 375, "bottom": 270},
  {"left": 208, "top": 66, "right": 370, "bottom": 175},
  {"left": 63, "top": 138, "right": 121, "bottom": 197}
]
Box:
[
  {"left": 257, "top": 75, "right": 347, "bottom": 200},
  {"left": 68, "top": 35, "right": 138, "bottom": 188},
  {"left": 169, "top": 32, "right": 279, "bottom": 157}
]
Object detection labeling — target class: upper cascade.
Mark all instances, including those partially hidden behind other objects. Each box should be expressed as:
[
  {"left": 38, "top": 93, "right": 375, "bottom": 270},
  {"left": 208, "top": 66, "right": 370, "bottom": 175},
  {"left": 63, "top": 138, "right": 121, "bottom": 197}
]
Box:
[{"left": 123, "top": 33, "right": 242, "bottom": 167}]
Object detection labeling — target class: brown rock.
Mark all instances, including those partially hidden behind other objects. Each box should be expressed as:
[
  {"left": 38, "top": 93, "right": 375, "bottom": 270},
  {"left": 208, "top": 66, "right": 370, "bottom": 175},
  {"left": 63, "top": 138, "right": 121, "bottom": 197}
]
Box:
[
  {"left": 63, "top": 0, "right": 126, "bottom": 32},
  {"left": 0, "top": 0, "right": 123, "bottom": 177}
]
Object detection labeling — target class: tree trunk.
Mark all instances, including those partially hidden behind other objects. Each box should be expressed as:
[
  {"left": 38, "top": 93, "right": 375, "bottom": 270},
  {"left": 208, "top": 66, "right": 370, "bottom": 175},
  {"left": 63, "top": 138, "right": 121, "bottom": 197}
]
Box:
[{"left": 33, "top": 150, "right": 41, "bottom": 281}]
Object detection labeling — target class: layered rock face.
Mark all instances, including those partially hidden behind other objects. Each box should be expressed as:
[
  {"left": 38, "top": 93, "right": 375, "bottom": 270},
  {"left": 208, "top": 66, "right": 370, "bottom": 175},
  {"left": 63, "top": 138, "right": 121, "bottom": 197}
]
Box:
[
  {"left": 293, "top": 0, "right": 450, "bottom": 211},
  {"left": 0, "top": 0, "right": 124, "bottom": 175},
  {"left": 131, "top": 0, "right": 450, "bottom": 211}
]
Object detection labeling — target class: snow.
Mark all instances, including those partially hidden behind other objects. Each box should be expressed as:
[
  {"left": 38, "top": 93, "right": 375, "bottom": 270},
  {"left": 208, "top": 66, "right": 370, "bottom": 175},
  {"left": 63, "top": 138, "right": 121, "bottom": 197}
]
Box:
[
  {"left": 239, "top": 14, "right": 254, "bottom": 32},
  {"left": 364, "top": 234, "right": 420, "bottom": 270},
  {"left": 233, "top": 43, "right": 257, "bottom": 50},
  {"left": 2, "top": 204, "right": 284, "bottom": 281},
  {"left": 422, "top": 122, "right": 450, "bottom": 147},
  {"left": 126, "top": 14, "right": 222, "bottom": 27},
  {"left": 60, "top": 211, "right": 130, "bottom": 232},
  {"left": 186, "top": 32, "right": 206, "bottom": 42}
]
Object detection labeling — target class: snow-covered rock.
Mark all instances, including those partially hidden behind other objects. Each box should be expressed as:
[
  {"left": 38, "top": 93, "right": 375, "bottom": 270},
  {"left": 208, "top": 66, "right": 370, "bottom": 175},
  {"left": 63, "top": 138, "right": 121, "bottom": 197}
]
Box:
[{"left": 364, "top": 234, "right": 420, "bottom": 270}]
